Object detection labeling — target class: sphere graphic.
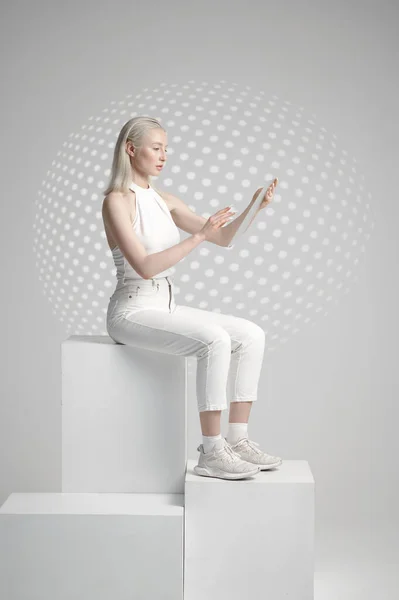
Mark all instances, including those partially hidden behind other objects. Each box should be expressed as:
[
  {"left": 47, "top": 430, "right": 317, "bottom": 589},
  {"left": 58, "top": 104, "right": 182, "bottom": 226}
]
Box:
[{"left": 33, "top": 80, "right": 375, "bottom": 353}]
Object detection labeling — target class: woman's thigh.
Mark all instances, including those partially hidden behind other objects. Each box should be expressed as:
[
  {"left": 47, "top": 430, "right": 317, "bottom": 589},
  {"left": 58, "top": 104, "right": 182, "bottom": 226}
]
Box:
[
  {"left": 107, "top": 305, "right": 233, "bottom": 358},
  {"left": 172, "top": 304, "right": 265, "bottom": 348}
]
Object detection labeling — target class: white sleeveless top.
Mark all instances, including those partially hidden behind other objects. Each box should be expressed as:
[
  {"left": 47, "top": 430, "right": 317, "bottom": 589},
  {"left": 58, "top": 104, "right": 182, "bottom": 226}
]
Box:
[{"left": 111, "top": 181, "right": 181, "bottom": 283}]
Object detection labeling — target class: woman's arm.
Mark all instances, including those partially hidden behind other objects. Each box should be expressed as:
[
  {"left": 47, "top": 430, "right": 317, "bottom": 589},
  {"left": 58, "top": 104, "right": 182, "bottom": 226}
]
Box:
[
  {"left": 103, "top": 192, "right": 206, "bottom": 279},
  {"left": 143, "top": 234, "right": 205, "bottom": 279},
  {"left": 157, "top": 188, "right": 259, "bottom": 248}
]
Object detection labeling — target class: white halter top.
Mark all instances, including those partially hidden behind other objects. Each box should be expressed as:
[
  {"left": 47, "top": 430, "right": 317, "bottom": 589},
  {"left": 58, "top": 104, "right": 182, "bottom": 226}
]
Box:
[{"left": 111, "top": 181, "right": 181, "bottom": 283}]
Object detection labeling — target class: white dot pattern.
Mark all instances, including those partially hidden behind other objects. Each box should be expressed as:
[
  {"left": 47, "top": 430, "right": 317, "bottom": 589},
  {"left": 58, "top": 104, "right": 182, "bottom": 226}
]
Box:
[{"left": 33, "top": 80, "right": 375, "bottom": 354}]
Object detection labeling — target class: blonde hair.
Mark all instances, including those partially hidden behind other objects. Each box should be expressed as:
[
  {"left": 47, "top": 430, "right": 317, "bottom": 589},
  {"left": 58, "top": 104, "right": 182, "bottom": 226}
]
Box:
[{"left": 103, "top": 116, "right": 166, "bottom": 196}]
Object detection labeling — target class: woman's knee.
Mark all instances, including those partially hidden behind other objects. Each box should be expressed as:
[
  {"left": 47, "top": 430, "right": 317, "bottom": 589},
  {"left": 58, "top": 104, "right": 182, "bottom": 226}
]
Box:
[
  {"left": 241, "top": 320, "right": 266, "bottom": 345},
  {"left": 196, "top": 326, "right": 231, "bottom": 357}
]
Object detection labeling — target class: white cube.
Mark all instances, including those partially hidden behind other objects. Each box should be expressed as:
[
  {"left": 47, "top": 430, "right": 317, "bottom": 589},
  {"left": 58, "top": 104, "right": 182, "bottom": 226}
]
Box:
[
  {"left": 184, "top": 459, "right": 315, "bottom": 600},
  {"left": 0, "top": 492, "right": 184, "bottom": 600},
  {"left": 61, "top": 336, "right": 187, "bottom": 493}
]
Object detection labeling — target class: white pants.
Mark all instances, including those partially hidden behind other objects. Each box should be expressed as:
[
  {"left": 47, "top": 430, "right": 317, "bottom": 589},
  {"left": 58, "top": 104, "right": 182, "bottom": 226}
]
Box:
[{"left": 106, "top": 276, "right": 266, "bottom": 412}]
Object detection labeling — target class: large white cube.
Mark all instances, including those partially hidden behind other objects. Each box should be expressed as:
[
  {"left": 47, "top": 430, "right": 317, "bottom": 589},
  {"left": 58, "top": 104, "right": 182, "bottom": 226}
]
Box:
[
  {"left": 184, "top": 459, "right": 315, "bottom": 600},
  {"left": 61, "top": 335, "right": 187, "bottom": 493},
  {"left": 0, "top": 492, "right": 184, "bottom": 600}
]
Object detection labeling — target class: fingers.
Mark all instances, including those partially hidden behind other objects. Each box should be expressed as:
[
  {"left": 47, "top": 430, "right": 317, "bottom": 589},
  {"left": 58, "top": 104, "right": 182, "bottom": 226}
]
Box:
[
  {"left": 217, "top": 213, "right": 235, "bottom": 226},
  {"left": 216, "top": 217, "right": 233, "bottom": 229},
  {"left": 217, "top": 207, "right": 235, "bottom": 219},
  {"left": 214, "top": 208, "right": 235, "bottom": 228},
  {"left": 269, "top": 178, "right": 278, "bottom": 192},
  {"left": 266, "top": 178, "right": 278, "bottom": 200},
  {"left": 221, "top": 207, "right": 233, "bottom": 216}
]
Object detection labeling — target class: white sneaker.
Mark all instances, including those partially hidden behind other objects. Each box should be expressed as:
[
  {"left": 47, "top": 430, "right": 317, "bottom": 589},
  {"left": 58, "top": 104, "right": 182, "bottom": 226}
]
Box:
[
  {"left": 226, "top": 437, "right": 282, "bottom": 470},
  {"left": 194, "top": 438, "right": 260, "bottom": 480}
]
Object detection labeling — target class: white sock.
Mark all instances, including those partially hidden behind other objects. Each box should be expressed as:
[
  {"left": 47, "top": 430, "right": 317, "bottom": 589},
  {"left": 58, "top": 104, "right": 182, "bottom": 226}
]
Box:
[
  {"left": 202, "top": 433, "right": 222, "bottom": 453},
  {"left": 226, "top": 422, "right": 248, "bottom": 445}
]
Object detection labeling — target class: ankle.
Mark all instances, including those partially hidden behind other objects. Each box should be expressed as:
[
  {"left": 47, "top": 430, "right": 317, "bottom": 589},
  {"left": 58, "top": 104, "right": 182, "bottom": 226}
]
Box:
[
  {"left": 202, "top": 433, "right": 222, "bottom": 453},
  {"left": 226, "top": 422, "right": 248, "bottom": 445}
]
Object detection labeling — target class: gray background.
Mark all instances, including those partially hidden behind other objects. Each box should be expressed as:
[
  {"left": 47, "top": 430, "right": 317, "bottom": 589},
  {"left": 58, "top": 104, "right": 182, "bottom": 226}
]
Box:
[{"left": 1, "top": 1, "right": 398, "bottom": 597}]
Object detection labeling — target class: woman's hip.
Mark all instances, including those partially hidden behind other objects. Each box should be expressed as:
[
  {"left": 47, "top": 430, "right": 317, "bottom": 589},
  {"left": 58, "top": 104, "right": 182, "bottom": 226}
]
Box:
[{"left": 107, "top": 276, "right": 175, "bottom": 324}]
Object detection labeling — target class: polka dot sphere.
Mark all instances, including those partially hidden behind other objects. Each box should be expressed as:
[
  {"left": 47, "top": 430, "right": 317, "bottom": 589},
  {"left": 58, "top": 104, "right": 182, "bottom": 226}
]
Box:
[{"left": 33, "top": 80, "right": 375, "bottom": 354}]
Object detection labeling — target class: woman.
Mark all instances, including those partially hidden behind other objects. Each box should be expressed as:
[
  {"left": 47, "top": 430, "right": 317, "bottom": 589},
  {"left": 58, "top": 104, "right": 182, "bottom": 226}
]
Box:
[{"left": 102, "top": 116, "right": 282, "bottom": 480}]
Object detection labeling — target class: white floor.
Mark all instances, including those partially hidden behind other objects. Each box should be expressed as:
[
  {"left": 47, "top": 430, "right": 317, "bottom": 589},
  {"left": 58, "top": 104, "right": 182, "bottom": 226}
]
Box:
[{"left": 314, "top": 520, "right": 397, "bottom": 600}]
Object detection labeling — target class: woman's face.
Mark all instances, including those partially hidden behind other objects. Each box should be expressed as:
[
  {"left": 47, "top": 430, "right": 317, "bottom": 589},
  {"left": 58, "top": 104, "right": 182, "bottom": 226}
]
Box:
[{"left": 129, "top": 128, "right": 168, "bottom": 177}]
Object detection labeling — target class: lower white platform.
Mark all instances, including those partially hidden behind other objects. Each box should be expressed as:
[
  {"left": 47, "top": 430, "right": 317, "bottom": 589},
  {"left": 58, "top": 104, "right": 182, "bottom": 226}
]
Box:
[
  {"left": 0, "top": 492, "right": 184, "bottom": 600},
  {"left": 184, "top": 459, "right": 315, "bottom": 600},
  {"left": 61, "top": 335, "right": 187, "bottom": 493},
  {"left": 1, "top": 461, "right": 314, "bottom": 599}
]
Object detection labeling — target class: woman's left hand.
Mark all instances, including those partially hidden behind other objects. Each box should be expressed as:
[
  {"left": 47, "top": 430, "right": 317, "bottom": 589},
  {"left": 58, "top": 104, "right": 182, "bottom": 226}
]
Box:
[
  {"left": 253, "top": 178, "right": 278, "bottom": 210},
  {"left": 260, "top": 178, "right": 278, "bottom": 209}
]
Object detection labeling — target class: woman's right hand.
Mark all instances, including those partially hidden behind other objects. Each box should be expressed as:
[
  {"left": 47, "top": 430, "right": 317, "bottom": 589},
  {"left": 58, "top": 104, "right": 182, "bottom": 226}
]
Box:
[{"left": 199, "top": 207, "right": 236, "bottom": 241}]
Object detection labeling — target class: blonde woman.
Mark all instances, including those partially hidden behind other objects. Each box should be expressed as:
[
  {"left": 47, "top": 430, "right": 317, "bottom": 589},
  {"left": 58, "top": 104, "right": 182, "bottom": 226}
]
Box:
[{"left": 102, "top": 116, "right": 282, "bottom": 480}]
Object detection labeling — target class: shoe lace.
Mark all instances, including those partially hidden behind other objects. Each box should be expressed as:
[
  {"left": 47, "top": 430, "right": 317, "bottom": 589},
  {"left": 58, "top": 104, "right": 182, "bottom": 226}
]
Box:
[
  {"left": 220, "top": 441, "right": 241, "bottom": 464},
  {"left": 235, "top": 438, "right": 263, "bottom": 455}
]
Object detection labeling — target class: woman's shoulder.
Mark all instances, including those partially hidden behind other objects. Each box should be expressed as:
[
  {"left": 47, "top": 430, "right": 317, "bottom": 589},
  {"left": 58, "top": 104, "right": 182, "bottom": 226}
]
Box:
[
  {"left": 102, "top": 188, "right": 137, "bottom": 225},
  {"left": 104, "top": 188, "right": 134, "bottom": 203},
  {"left": 103, "top": 188, "right": 136, "bottom": 211}
]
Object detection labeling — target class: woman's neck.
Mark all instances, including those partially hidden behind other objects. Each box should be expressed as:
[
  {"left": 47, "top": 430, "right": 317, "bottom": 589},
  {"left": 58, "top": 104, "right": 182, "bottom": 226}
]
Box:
[{"left": 131, "top": 174, "right": 150, "bottom": 189}]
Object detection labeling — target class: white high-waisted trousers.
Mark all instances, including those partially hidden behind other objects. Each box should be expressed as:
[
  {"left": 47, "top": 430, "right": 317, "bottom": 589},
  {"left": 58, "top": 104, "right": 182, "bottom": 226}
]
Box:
[{"left": 106, "top": 276, "right": 265, "bottom": 412}]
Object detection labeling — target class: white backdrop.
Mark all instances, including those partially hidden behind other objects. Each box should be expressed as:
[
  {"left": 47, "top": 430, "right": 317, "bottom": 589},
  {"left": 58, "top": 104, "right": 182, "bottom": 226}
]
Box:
[{"left": 1, "top": 1, "right": 397, "bottom": 597}]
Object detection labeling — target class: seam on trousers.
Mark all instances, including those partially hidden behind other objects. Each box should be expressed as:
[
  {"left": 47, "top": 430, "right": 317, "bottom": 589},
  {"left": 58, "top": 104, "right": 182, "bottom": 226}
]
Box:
[
  {"left": 118, "top": 314, "right": 218, "bottom": 409},
  {"left": 231, "top": 336, "right": 243, "bottom": 403},
  {"left": 205, "top": 334, "right": 210, "bottom": 409}
]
